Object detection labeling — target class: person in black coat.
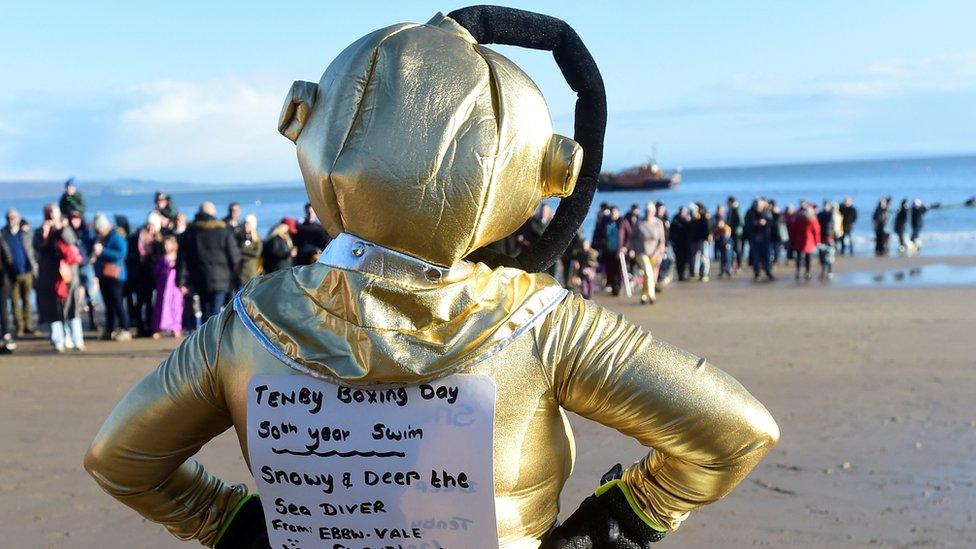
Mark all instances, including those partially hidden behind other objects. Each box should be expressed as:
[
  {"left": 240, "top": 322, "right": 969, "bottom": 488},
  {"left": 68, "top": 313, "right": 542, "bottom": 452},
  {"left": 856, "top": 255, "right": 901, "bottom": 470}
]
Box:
[
  {"left": 872, "top": 197, "right": 891, "bottom": 256},
  {"left": 747, "top": 199, "right": 775, "bottom": 281},
  {"left": 0, "top": 235, "right": 16, "bottom": 352},
  {"left": 294, "top": 203, "right": 330, "bottom": 266},
  {"left": 893, "top": 199, "right": 909, "bottom": 250},
  {"left": 176, "top": 202, "right": 240, "bottom": 322},
  {"left": 838, "top": 197, "right": 858, "bottom": 255},
  {"left": 669, "top": 207, "right": 692, "bottom": 282},
  {"left": 726, "top": 196, "right": 744, "bottom": 270},
  {"left": 262, "top": 221, "right": 297, "bottom": 274},
  {"left": 910, "top": 198, "right": 936, "bottom": 245},
  {"left": 689, "top": 203, "right": 711, "bottom": 281},
  {"left": 223, "top": 202, "right": 246, "bottom": 245}
]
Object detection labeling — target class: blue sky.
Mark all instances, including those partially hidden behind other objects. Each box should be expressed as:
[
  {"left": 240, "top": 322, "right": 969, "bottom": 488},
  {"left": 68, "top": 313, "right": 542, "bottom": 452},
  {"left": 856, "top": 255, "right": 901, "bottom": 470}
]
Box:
[{"left": 1, "top": 0, "right": 974, "bottom": 182}]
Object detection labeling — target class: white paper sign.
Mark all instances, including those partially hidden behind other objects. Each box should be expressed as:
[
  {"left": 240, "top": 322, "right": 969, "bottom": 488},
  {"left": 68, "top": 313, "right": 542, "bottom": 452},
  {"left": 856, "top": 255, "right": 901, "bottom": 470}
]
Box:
[{"left": 247, "top": 374, "right": 499, "bottom": 549}]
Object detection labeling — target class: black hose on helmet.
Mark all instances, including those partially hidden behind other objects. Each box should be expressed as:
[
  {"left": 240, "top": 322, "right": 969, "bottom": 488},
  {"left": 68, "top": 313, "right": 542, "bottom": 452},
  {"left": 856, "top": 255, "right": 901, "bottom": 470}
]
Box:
[{"left": 449, "top": 5, "right": 607, "bottom": 273}]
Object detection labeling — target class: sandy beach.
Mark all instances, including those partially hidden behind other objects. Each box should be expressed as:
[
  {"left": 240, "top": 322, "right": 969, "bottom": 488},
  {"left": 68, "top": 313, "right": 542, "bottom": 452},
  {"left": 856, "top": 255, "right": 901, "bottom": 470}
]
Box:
[{"left": 2, "top": 254, "right": 974, "bottom": 548}]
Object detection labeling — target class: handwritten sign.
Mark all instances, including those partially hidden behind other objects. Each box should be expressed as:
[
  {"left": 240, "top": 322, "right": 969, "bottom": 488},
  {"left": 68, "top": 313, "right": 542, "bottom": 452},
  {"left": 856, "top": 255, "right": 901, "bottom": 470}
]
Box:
[{"left": 247, "top": 374, "right": 499, "bottom": 549}]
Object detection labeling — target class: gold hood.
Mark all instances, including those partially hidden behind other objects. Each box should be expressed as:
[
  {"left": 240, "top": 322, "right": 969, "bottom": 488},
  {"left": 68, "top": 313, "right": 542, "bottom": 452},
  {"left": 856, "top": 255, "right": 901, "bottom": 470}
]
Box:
[
  {"left": 276, "top": 13, "right": 582, "bottom": 267},
  {"left": 233, "top": 233, "right": 567, "bottom": 384}
]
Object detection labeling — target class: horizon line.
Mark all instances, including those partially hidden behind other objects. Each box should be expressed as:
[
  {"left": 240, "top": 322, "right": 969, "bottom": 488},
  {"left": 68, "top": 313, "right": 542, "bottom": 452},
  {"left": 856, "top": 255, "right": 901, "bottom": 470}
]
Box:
[{"left": 2, "top": 150, "right": 974, "bottom": 187}]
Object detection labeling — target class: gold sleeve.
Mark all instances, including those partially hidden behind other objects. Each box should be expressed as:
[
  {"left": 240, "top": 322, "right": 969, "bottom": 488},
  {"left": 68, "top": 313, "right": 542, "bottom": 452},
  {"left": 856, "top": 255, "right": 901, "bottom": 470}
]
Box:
[
  {"left": 84, "top": 308, "right": 247, "bottom": 546},
  {"left": 540, "top": 293, "right": 780, "bottom": 531}
]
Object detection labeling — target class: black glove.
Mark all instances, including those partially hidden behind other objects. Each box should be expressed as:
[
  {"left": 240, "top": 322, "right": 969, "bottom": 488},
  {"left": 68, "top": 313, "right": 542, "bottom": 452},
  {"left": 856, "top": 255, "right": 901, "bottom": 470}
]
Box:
[
  {"left": 543, "top": 465, "right": 667, "bottom": 549},
  {"left": 215, "top": 494, "right": 271, "bottom": 549}
]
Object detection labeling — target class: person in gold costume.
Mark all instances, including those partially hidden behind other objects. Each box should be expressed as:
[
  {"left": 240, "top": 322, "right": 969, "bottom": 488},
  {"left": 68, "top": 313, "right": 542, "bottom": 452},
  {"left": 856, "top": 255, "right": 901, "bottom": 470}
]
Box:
[{"left": 85, "top": 6, "right": 778, "bottom": 548}]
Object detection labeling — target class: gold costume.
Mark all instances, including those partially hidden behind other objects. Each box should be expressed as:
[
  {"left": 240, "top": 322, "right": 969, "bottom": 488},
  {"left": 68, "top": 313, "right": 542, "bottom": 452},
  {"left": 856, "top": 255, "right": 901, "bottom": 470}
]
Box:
[{"left": 86, "top": 11, "right": 778, "bottom": 548}]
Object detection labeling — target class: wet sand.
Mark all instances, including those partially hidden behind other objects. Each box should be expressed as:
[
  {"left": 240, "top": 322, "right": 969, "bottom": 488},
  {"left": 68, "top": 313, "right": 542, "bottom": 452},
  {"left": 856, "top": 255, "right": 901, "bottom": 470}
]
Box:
[{"left": 2, "top": 254, "right": 974, "bottom": 548}]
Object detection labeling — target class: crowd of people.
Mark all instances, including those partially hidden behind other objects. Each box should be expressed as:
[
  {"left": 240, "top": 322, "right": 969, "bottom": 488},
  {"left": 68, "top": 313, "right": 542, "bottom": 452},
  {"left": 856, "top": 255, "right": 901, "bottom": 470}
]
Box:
[
  {"left": 0, "top": 181, "right": 330, "bottom": 354},
  {"left": 529, "top": 194, "right": 937, "bottom": 307},
  {"left": 0, "top": 180, "right": 943, "bottom": 354}
]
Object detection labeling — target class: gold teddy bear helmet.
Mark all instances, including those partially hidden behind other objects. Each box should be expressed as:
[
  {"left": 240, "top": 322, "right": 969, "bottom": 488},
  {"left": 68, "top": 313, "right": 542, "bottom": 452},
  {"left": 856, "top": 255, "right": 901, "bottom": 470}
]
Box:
[{"left": 278, "top": 13, "right": 583, "bottom": 267}]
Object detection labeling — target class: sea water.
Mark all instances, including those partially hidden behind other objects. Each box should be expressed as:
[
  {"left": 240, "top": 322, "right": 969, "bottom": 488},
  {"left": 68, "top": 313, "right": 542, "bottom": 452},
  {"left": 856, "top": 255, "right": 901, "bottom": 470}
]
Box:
[{"left": 3, "top": 155, "right": 974, "bottom": 255}]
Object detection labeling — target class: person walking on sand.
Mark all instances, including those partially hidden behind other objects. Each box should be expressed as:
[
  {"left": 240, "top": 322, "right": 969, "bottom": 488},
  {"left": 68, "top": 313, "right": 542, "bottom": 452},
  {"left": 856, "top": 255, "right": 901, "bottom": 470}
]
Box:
[
  {"left": 726, "top": 196, "right": 744, "bottom": 271},
  {"left": 790, "top": 205, "right": 821, "bottom": 281},
  {"left": 92, "top": 214, "right": 131, "bottom": 342},
  {"left": 747, "top": 199, "right": 775, "bottom": 282},
  {"left": 838, "top": 197, "right": 857, "bottom": 255},
  {"left": 910, "top": 198, "right": 937, "bottom": 249},
  {"left": 689, "top": 202, "right": 712, "bottom": 282},
  {"left": 34, "top": 203, "right": 85, "bottom": 352},
  {"left": 816, "top": 201, "right": 837, "bottom": 280},
  {"left": 630, "top": 202, "right": 666, "bottom": 304},
  {"left": 872, "top": 196, "right": 891, "bottom": 256},
  {"left": 893, "top": 198, "right": 910, "bottom": 253},
  {"left": 712, "top": 204, "right": 726, "bottom": 262},
  {"left": 601, "top": 205, "right": 631, "bottom": 295},
  {"left": 669, "top": 206, "right": 693, "bottom": 282},
  {"left": 0, "top": 234, "right": 16, "bottom": 353},
  {"left": 781, "top": 204, "right": 797, "bottom": 262},
  {"left": 2, "top": 209, "right": 37, "bottom": 337},
  {"left": 152, "top": 235, "right": 184, "bottom": 339},
  {"left": 769, "top": 200, "right": 785, "bottom": 265}
]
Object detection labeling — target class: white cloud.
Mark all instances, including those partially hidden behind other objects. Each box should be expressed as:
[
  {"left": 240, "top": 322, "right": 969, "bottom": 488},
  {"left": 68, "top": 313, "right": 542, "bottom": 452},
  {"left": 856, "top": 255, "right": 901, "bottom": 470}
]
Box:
[
  {"left": 731, "top": 53, "right": 976, "bottom": 101},
  {"left": 112, "top": 77, "right": 296, "bottom": 180}
]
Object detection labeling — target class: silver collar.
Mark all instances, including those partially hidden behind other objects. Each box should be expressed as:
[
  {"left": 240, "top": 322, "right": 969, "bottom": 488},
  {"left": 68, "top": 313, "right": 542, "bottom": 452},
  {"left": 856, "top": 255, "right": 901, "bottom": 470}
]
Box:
[{"left": 317, "top": 232, "right": 473, "bottom": 285}]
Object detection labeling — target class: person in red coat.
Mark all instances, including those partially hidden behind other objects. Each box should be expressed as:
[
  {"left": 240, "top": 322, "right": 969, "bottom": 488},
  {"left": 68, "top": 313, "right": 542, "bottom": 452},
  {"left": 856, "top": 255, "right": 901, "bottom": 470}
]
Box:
[{"left": 790, "top": 205, "right": 821, "bottom": 280}]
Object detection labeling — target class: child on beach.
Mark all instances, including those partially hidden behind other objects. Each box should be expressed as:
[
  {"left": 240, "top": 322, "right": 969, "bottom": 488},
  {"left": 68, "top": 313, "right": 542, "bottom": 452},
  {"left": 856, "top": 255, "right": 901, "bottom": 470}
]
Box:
[{"left": 151, "top": 235, "right": 183, "bottom": 339}]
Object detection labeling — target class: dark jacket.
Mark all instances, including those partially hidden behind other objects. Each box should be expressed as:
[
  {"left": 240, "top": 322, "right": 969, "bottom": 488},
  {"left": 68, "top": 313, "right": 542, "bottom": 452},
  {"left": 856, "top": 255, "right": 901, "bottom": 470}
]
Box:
[
  {"left": 839, "top": 203, "right": 858, "bottom": 232},
  {"left": 669, "top": 214, "right": 692, "bottom": 255},
  {"left": 1, "top": 226, "right": 37, "bottom": 277},
  {"left": 262, "top": 233, "right": 294, "bottom": 274},
  {"left": 690, "top": 215, "right": 711, "bottom": 243},
  {"left": 33, "top": 224, "right": 79, "bottom": 323},
  {"left": 0, "top": 236, "right": 14, "bottom": 285},
  {"left": 873, "top": 204, "right": 889, "bottom": 232},
  {"left": 910, "top": 204, "right": 929, "bottom": 233},
  {"left": 59, "top": 191, "right": 86, "bottom": 216},
  {"left": 126, "top": 226, "right": 160, "bottom": 293},
  {"left": 224, "top": 216, "right": 246, "bottom": 245},
  {"left": 177, "top": 214, "right": 240, "bottom": 293},
  {"left": 816, "top": 210, "right": 835, "bottom": 243},
  {"left": 727, "top": 204, "right": 743, "bottom": 236},
  {"left": 746, "top": 208, "right": 773, "bottom": 242},
  {"left": 156, "top": 203, "right": 180, "bottom": 222},
  {"left": 893, "top": 206, "right": 909, "bottom": 234},
  {"left": 294, "top": 221, "right": 330, "bottom": 266}
]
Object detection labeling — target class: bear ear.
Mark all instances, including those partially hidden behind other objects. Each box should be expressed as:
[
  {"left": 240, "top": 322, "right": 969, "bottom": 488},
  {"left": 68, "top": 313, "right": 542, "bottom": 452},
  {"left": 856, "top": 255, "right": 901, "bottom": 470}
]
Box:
[
  {"left": 278, "top": 80, "right": 319, "bottom": 142},
  {"left": 540, "top": 134, "right": 583, "bottom": 198}
]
